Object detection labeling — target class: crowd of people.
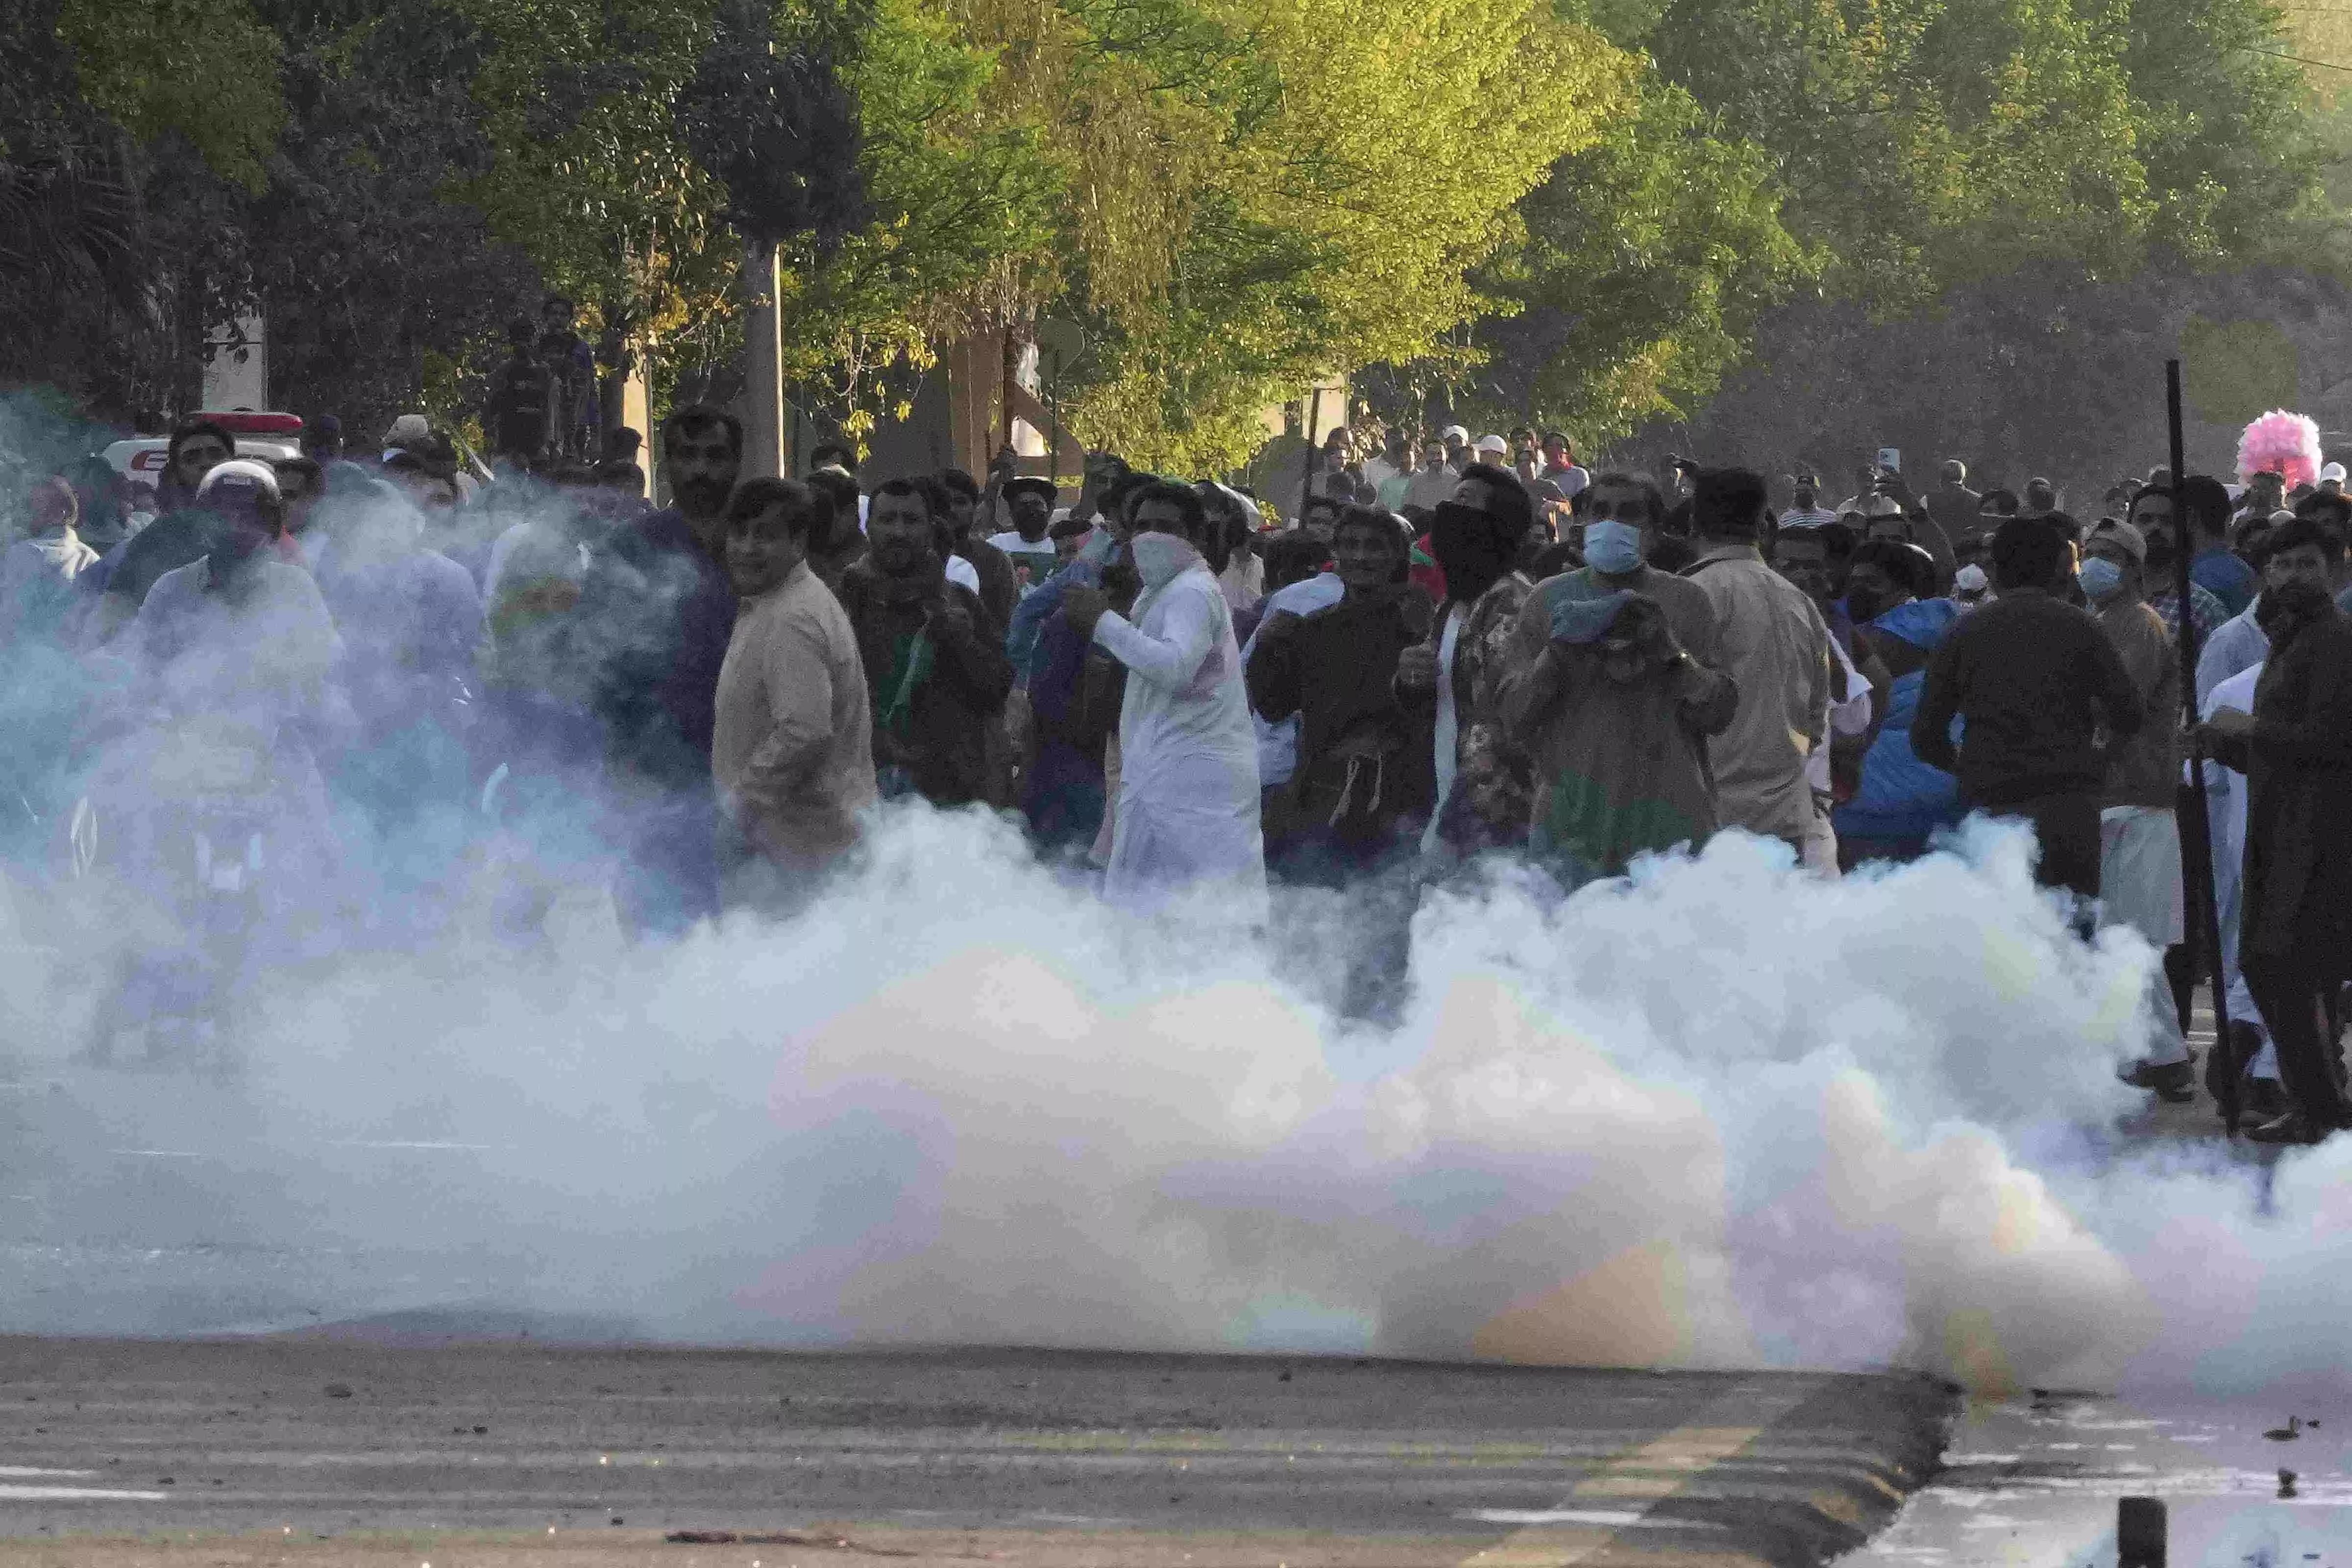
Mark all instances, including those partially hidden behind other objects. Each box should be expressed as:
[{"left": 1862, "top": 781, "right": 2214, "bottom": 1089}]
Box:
[{"left": 4, "top": 397, "right": 2350, "bottom": 1145}]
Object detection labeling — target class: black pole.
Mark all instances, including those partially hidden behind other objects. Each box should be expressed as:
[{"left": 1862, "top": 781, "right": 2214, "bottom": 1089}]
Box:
[
  {"left": 2167, "top": 361, "right": 2239, "bottom": 1132},
  {"left": 1296, "top": 386, "right": 1324, "bottom": 529}
]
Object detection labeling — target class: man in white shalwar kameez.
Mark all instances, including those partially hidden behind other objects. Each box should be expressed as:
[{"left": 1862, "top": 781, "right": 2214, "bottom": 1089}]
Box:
[{"left": 1063, "top": 481, "right": 1265, "bottom": 920}]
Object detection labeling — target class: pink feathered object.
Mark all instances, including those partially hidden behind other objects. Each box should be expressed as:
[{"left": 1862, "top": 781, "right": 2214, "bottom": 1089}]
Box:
[{"left": 2238, "top": 410, "right": 2323, "bottom": 490}]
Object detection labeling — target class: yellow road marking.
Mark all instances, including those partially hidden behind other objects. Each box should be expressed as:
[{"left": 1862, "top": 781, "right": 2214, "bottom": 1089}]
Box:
[{"left": 1459, "top": 1381, "right": 1815, "bottom": 1568}]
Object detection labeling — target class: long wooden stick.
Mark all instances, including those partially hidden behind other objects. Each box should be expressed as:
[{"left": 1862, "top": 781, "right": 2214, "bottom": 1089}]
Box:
[{"left": 2168, "top": 360, "right": 2239, "bottom": 1133}]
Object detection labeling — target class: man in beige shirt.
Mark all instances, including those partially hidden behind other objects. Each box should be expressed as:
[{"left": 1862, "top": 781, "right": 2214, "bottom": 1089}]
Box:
[
  {"left": 712, "top": 477, "right": 878, "bottom": 913},
  {"left": 1680, "top": 467, "right": 1833, "bottom": 855}
]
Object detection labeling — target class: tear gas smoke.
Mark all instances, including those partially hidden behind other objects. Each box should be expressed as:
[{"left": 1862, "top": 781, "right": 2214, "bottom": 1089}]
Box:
[
  {"left": 0, "top": 393, "right": 2344, "bottom": 1405},
  {"left": 4, "top": 797, "right": 2345, "bottom": 1403}
]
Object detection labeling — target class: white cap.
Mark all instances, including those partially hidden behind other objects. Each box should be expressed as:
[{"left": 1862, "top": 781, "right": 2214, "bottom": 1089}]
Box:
[
  {"left": 2324, "top": 462, "right": 2346, "bottom": 484},
  {"left": 1441, "top": 424, "right": 1470, "bottom": 443},
  {"left": 1473, "top": 433, "right": 1508, "bottom": 455}
]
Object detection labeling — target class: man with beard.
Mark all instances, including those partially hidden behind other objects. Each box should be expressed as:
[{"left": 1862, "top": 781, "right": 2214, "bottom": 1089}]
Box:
[
  {"left": 2135, "top": 472, "right": 2255, "bottom": 618},
  {"left": 2198, "top": 576, "right": 2352, "bottom": 1143},
  {"left": 712, "top": 479, "right": 876, "bottom": 912},
  {"left": 1484, "top": 471, "right": 1736, "bottom": 880},
  {"left": 1395, "top": 462, "right": 1544, "bottom": 855},
  {"left": 835, "top": 478, "right": 1013, "bottom": 807},
  {"left": 575, "top": 405, "right": 742, "bottom": 935},
  {"left": 1062, "top": 482, "right": 1264, "bottom": 917},
  {"left": 2128, "top": 479, "right": 2233, "bottom": 670},
  {"left": 1682, "top": 467, "right": 1835, "bottom": 858},
  {"left": 1247, "top": 504, "right": 1433, "bottom": 865}
]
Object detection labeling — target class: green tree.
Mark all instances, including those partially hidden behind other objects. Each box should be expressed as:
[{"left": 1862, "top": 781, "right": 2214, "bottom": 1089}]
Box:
[
  {"left": 950, "top": 0, "right": 1633, "bottom": 470},
  {"left": 53, "top": 0, "right": 290, "bottom": 193},
  {"left": 1639, "top": 0, "right": 2151, "bottom": 308},
  {"left": 1463, "top": 70, "right": 1814, "bottom": 444}
]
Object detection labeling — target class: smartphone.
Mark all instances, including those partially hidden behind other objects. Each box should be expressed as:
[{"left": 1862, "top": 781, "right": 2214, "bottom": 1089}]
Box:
[{"left": 1877, "top": 447, "right": 1901, "bottom": 475}]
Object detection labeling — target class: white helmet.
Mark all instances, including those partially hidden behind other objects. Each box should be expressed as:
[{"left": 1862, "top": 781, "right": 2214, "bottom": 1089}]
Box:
[{"left": 195, "top": 458, "right": 281, "bottom": 506}]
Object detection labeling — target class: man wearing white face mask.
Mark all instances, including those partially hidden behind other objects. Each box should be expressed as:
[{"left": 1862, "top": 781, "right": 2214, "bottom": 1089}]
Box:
[
  {"left": 1062, "top": 482, "right": 1265, "bottom": 918},
  {"left": 1489, "top": 471, "right": 1737, "bottom": 880}
]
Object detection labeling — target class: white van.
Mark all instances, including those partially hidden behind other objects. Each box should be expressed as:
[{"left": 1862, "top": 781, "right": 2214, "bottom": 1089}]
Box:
[{"left": 100, "top": 412, "right": 306, "bottom": 505}]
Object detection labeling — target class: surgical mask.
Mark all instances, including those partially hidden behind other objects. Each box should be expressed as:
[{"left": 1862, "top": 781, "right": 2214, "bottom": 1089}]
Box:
[
  {"left": 1131, "top": 531, "right": 1199, "bottom": 588},
  {"left": 1583, "top": 519, "right": 1644, "bottom": 575},
  {"left": 2079, "top": 557, "right": 2126, "bottom": 601}
]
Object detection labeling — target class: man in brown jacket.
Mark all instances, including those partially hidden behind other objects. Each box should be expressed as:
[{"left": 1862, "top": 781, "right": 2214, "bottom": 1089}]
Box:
[
  {"left": 712, "top": 478, "right": 878, "bottom": 913},
  {"left": 2082, "top": 518, "right": 2191, "bottom": 1100}
]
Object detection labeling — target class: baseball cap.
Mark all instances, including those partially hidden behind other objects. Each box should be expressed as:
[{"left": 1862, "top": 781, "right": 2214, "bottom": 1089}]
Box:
[
  {"left": 1473, "top": 433, "right": 1508, "bottom": 456},
  {"left": 2324, "top": 462, "right": 2347, "bottom": 485},
  {"left": 1441, "top": 424, "right": 1470, "bottom": 444},
  {"left": 2086, "top": 517, "right": 2147, "bottom": 564}
]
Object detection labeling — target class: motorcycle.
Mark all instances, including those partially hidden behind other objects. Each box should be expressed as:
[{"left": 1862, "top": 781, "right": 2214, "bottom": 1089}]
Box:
[{"left": 76, "top": 713, "right": 291, "bottom": 1069}]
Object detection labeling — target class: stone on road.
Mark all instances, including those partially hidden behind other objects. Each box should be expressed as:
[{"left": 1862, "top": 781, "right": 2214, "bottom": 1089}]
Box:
[{"left": 0, "top": 1338, "right": 1953, "bottom": 1566}]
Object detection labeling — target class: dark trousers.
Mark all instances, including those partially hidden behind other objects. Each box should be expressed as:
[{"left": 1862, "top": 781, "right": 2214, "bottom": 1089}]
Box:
[
  {"left": 2242, "top": 946, "right": 2350, "bottom": 1126},
  {"left": 611, "top": 784, "right": 719, "bottom": 938},
  {"left": 1979, "top": 791, "right": 2103, "bottom": 903}
]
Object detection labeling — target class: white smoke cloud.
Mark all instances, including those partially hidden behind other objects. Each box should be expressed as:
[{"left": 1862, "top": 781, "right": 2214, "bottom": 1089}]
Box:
[{"left": 10, "top": 786, "right": 2346, "bottom": 1400}]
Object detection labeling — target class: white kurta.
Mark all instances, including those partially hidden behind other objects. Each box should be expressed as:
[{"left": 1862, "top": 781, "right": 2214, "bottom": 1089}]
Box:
[{"left": 1090, "top": 559, "right": 1266, "bottom": 919}]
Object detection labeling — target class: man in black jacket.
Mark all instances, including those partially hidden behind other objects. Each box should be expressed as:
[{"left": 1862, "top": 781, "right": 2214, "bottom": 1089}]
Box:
[
  {"left": 2199, "top": 579, "right": 2352, "bottom": 1144},
  {"left": 1914, "top": 514, "right": 2142, "bottom": 903}
]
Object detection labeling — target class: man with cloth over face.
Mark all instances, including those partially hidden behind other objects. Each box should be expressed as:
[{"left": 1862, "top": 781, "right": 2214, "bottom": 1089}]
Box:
[{"left": 1062, "top": 481, "right": 1265, "bottom": 918}]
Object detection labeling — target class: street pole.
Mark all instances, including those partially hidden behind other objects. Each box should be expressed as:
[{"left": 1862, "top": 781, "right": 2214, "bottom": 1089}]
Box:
[
  {"left": 1296, "top": 384, "right": 1322, "bottom": 527},
  {"left": 742, "top": 237, "right": 785, "bottom": 480},
  {"left": 2168, "top": 359, "right": 2239, "bottom": 1132}
]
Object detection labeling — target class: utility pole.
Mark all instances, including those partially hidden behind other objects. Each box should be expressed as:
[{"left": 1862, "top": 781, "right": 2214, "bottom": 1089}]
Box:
[{"left": 741, "top": 238, "right": 786, "bottom": 480}]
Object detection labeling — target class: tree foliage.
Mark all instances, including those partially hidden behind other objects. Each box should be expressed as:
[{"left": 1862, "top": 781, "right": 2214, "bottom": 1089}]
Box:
[
  {"left": 1424, "top": 0, "right": 2331, "bottom": 449},
  {"left": 1463, "top": 69, "right": 1813, "bottom": 446},
  {"left": 53, "top": 0, "right": 291, "bottom": 194},
  {"left": 936, "top": 0, "right": 1632, "bottom": 470}
]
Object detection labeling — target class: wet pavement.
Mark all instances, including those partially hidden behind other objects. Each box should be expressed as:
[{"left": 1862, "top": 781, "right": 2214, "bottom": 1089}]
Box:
[{"left": 1841, "top": 1389, "right": 2352, "bottom": 1568}]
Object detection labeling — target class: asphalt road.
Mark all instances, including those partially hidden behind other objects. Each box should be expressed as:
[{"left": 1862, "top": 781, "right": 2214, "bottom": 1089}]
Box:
[{"left": 0, "top": 1339, "right": 1954, "bottom": 1566}]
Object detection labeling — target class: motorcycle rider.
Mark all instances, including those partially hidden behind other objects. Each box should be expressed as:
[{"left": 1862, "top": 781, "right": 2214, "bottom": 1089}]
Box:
[{"left": 99, "top": 462, "right": 351, "bottom": 979}]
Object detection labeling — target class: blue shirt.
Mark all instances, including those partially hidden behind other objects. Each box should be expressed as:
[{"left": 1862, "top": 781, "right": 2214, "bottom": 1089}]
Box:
[
  {"left": 1005, "top": 526, "right": 1117, "bottom": 678},
  {"left": 2195, "top": 598, "right": 2268, "bottom": 708},
  {"left": 2190, "top": 545, "right": 2257, "bottom": 618}
]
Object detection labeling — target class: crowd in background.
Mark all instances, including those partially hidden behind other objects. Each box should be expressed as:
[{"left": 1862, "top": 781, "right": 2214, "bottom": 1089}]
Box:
[{"left": 5, "top": 384, "right": 2352, "bottom": 1146}]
